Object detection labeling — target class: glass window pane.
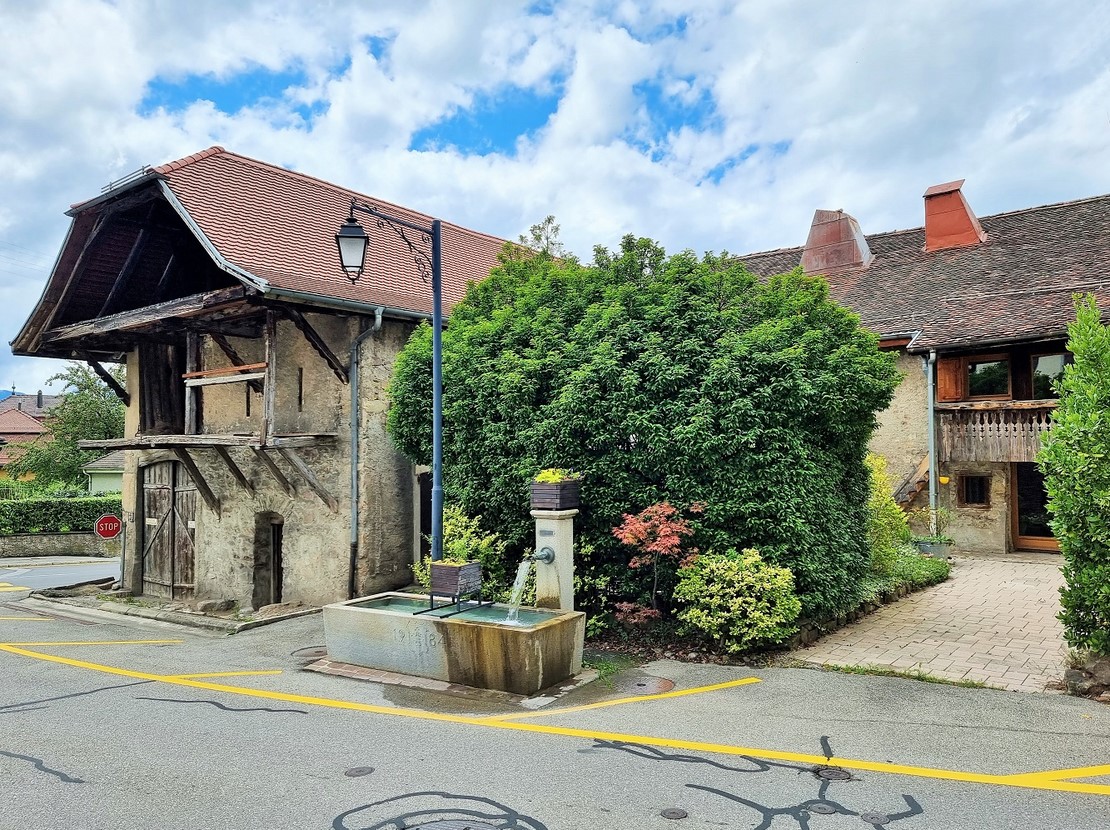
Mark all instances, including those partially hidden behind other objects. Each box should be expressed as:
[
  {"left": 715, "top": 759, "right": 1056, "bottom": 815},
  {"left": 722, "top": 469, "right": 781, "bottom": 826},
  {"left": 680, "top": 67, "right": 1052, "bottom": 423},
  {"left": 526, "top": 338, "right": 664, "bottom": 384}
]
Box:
[
  {"left": 967, "top": 359, "right": 1009, "bottom": 397},
  {"left": 1015, "top": 462, "right": 1053, "bottom": 538},
  {"left": 1032, "top": 353, "right": 1070, "bottom": 399}
]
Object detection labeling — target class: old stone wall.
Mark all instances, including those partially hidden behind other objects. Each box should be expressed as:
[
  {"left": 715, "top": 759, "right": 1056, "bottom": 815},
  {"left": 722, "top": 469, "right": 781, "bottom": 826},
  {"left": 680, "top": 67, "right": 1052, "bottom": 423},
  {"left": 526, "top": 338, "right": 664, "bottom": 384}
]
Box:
[
  {"left": 0, "top": 532, "right": 113, "bottom": 557},
  {"left": 937, "top": 461, "right": 1011, "bottom": 555},
  {"left": 870, "top": 350, "right": 928, "bottom": 487},
  {"left": 118, "top": 311, "right": 420, "bottom": 609}
]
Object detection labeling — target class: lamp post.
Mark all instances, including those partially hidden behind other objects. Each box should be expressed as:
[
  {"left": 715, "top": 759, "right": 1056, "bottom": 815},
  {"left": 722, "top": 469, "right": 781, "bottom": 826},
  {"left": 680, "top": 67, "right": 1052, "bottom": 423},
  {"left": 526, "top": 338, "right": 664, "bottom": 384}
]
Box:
[{"left": 336, "top": 200, "right": 445, "bottom": 562}]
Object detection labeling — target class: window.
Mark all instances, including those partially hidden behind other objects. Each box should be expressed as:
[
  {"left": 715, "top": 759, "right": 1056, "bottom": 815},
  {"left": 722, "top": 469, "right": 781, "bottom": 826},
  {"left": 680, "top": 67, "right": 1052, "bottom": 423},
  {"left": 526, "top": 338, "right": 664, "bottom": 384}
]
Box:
[
  {"left": 1031, "top": 353, "right": 1071, "bottom": 399},
  {"left": 958, "top": 475, "right": 991, "bottom": 507},
  {"left": 966, "top": 356, "right": 1010, "bottom": 399}
]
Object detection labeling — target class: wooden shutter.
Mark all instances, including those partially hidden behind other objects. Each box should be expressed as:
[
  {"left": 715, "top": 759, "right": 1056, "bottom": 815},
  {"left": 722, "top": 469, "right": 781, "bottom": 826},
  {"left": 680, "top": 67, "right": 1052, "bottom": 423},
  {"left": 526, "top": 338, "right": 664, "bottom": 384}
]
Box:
[{"left": 935, "top": 356, "right": 964, "bottom": 402}]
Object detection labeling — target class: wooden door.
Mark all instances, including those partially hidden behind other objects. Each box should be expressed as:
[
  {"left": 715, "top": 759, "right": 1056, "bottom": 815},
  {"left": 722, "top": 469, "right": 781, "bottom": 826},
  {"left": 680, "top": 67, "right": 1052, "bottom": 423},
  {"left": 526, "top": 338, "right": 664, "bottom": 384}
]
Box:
[{"left": 141, "top": 461, "right": 197, "bottom": 598}]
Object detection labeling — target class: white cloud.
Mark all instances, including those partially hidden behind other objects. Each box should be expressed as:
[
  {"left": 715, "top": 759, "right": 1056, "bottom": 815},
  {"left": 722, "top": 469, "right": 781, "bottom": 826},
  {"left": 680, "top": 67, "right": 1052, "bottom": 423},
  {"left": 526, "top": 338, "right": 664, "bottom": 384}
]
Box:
[{"left": 2, "top": 0, "right": 1110, "bottom": 390}]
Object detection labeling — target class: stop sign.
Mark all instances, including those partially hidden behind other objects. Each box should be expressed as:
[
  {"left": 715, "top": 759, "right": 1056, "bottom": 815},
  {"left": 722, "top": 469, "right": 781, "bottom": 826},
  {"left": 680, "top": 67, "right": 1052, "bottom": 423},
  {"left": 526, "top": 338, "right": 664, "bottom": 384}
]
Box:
[{"left": 94, "top": 514, "right": 122, "bottom": 540}]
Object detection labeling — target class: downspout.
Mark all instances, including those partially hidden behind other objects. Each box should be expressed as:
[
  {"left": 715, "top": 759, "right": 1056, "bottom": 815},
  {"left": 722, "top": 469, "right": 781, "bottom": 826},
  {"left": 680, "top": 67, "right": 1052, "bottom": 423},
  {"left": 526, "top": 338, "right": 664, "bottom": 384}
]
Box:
[
  {"left": 925, "top": 350, "right": 939, "bottom": 535},
  {"left": 348, "top": 306, "right": 384, "bottom": 599}
]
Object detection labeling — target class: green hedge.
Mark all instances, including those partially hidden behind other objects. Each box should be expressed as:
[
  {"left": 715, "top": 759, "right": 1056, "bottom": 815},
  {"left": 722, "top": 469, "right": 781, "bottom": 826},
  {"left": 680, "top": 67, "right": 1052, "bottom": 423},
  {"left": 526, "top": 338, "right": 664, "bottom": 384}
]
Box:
[{"left": 0, "top": 496, "right": 123, "bottom": 534}]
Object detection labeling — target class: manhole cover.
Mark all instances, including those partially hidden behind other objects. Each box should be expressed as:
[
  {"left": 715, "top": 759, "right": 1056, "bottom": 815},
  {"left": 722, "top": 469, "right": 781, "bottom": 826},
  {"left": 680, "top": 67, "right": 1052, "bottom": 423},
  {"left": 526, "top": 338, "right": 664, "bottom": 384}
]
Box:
[
  {"left": 815, "top": 767, "right": 852, "bottom": 781},
  {"left": 807, "top": 803, "right": 837, "bottom": 815},
  {"left": 416, "top": 822, "right": 499, "bottom": 829},
  {"left": 612, "top": 674, "right": 675, "bottom": 695},
  {"left": 343, "top": 766, "right": 374, "bottom": 777},
  {"left": 860, "top": 813, "right": 891, "bottom": 825},
  {"left": 661, "top": 808, "right": 688, "bottom": 819},
  {"left": 291, "top": 646, "right": 328, "bottom": 659}
]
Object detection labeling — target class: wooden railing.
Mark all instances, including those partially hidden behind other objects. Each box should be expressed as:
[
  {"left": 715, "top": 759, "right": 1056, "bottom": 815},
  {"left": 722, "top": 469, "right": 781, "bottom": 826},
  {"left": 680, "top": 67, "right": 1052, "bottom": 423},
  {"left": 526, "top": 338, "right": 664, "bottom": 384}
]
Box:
[{"left": 936, "top": 400, "right": 1057, "bottom": 463}]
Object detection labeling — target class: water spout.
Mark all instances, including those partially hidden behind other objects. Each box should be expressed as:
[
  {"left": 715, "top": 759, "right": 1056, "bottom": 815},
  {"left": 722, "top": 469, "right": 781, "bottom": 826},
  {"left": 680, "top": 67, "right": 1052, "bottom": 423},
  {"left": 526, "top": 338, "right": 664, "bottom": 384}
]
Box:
[{"left": 505, "top": 559, "right": 533, "bottom": 625}]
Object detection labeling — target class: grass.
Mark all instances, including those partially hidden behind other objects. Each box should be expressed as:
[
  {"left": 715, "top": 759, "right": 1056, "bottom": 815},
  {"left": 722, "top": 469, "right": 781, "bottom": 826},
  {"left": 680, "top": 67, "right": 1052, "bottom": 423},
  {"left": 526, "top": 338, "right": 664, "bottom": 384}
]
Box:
[
  {"left": 582, "top": 650, "right": 638, "bottom": 687},
  {"left": 821, "top": 662, "right": 996, "bottom": 689}
]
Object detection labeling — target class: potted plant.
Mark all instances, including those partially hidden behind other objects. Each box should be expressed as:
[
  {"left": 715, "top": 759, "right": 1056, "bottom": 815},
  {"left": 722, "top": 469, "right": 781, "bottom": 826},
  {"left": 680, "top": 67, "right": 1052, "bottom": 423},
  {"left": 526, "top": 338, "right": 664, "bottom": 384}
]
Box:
[
  {"left": 910, "top": 506, "right": 955, "bottom": 557},
  {"left": 530, "top": 468, "right": 582, "bottom": 510},
  {"left": 429, "top": 560, "right": 483, "bottom": 598}
]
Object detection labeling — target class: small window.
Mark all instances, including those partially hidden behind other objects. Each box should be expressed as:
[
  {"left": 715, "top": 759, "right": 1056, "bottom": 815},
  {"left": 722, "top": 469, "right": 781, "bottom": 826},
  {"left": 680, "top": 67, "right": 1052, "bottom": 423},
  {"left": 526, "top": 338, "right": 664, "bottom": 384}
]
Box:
[
  {"left": 1031, "top": 353, "right": 1071, "bottom": 399},
  {"left": 958, "top": 475, "right": 991, "bottom": 507},
  {"left": 966, "top": 357, "right": 1010, "bottom": 399}
]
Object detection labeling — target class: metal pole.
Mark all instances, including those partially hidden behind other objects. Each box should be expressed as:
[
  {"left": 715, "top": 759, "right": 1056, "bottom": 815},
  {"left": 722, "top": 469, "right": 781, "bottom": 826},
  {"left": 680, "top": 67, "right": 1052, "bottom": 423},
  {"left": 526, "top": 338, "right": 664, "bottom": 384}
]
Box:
[
  {"left": 430, "top": 219, "right": 444, "bottom": 561},
  {"left": 926, "top": 350, "right": 939, "bottom": 535}
]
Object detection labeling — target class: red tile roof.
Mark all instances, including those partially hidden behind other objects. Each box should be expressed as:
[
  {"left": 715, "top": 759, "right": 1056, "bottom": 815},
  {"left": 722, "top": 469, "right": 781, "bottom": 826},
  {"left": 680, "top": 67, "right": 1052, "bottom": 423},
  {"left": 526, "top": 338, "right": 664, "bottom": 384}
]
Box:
[
  {"left": 0, "top": 394, "right": 63, "bottom": 420},
  {"left": 738, "top": 194, "right": 1110, "bottom": 351},
  {"left": 0, "top": 408, "right": 49, "bottom": 435},
  {"left": 148, "top": 147, "right": 508, "bottom": 315}
]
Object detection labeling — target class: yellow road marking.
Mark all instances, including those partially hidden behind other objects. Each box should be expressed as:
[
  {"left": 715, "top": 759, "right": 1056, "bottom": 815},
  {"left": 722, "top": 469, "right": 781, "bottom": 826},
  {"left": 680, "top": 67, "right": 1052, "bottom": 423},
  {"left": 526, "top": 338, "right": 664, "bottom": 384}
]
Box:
[
  {"left": 0, "top": 640, "right": 181, "bottom": 647},
  {"left": 167, "top": 670, "right": 283, "bottom": 679},
  {"left": 0, "top": 587, "right": 30, "bottom": 592},
  {"left": 482, "top": 677, "right": 762, "bottom": 722},
  {"left": 1007, "top": 764, "right": 1110, "bottom": 783},
  {"left": 0, "top": 616, "right": 50, "bottom": 621},
  {"left": 0, "top": 643, "right": 1106, "bottom": 796}
]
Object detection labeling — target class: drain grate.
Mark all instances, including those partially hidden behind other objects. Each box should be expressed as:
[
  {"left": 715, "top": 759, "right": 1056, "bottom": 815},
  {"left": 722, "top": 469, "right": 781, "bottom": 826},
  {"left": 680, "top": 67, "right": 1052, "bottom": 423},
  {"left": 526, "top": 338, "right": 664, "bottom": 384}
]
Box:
[
  {"left": 814, "top": 767, "right": 852, "bottom": 781},
  {"left": 343, "top": 767, "right": 375, "bottom": 778},
  {"left": 660, "top": 808, "right": 688, "bottom": 819},
  {"left": 807, "top": 803, "right": 837, "bottom": 815},
  {"left": 291, "top": 646, "right": 328, "bottom": 659},
  {"left": 613, "top": 674, "right": 675, "bottom": 695},
  {"left": 415, "top": 821, "right": 499, "bottom": 829}
]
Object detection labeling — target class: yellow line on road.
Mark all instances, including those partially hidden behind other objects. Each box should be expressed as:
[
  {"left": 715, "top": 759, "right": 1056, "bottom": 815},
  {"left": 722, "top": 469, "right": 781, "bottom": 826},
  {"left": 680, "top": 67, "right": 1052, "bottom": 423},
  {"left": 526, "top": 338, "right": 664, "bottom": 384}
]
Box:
[
  {"left": 1007, "top": 764, "right": 1110, "bottom": 783},
  {"left": 0, "top": 616, "right": 50, "bottom": 621},
  {"left": 0, "top": 640, "right": 182, "bottom": 647},
  {"left": 482, "top": 677, "right": 762, "bottom": 722},
  {"left": 0, "top": 587, "right": 30, "bottom": 592},
  {"left": 168, "top": 670, "right": 283, "bottom": 679},
  {"left": 1, "top": 642, "right": 1106, "bottom": 796}
]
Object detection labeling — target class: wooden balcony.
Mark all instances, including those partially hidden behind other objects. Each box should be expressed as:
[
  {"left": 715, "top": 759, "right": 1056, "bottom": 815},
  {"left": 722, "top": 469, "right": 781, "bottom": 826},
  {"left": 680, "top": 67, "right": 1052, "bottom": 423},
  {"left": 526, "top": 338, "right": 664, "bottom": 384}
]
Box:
[{"left": 936, "top": 400, "right": 1056, "bottom": 463}]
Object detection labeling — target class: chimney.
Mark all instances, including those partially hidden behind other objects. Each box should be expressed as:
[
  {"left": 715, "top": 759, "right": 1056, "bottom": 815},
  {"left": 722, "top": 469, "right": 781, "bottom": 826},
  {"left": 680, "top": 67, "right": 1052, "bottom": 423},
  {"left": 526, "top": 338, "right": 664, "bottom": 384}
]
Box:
[
  {"left": 923, "top": 179, "right": 985, "bottom": 251},
  {"left": 801, "top": 209, "right": 873, "bottom": 274},
  {"left": 36, "top": 389, "right": 42, "bottom": 408}
]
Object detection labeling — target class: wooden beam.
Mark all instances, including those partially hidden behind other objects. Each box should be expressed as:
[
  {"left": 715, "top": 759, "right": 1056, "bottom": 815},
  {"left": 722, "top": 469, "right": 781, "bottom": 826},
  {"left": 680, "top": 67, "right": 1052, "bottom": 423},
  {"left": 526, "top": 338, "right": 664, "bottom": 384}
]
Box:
[
  {"left": 183, "top": 372, "right": 266, "bottom": 388},
  {"left": 182, "top": 362, "right": 267, "bottom": 379},
  {"left": 252, "top": 447, "right": 295, "bottom": 497},
  {"left": 79, "top": 432, "right": 337, "bottom": 450},
  {"left": 98, "top": 228, "right": 148, "bottom": 317},
  {"left": 184, "top": 331, "right": 198, "bottom": 435},
  {"left": 42, "top": 285, "right": 249, "bottom": 343},
  {"left": 86, "top": 360, "right": 130, "bottom": 406},
  {"left": 209, "top": 333, "right": 264, "bottom": 393},
  {"left": 262, "top": 312, "right": 277, "bottom": 444},
  {"left": 45, "top": 214, "right": 111, "bottom": 335},
  {"left": 153, "top": 252, "right": 176, "bottom": 302},
  {"left": 285, "top": 307, "right": 348, "bottom": 384},
  {"left": 214, "top": 446, "right": 253, "bottom": 495},
  {"left": 173, "top": 448, "right": 220, "bottom": 516},
  {"left": 279, "top": 448, "right": 339, "bottom": 513}
]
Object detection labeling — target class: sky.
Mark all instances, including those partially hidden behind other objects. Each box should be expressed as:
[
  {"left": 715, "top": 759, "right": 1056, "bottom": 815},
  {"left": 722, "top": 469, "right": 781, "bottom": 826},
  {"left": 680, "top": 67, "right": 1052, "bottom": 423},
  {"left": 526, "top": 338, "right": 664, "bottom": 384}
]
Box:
[{"left": 1, "top": 0, "right": 1109, "bottom": 392}]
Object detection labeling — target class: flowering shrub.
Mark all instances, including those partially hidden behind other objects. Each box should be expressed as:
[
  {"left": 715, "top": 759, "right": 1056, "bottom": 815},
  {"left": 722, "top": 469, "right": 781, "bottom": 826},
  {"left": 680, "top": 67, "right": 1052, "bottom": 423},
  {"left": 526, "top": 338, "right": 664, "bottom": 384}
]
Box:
[{"left": 674, "top": 548, "right": 801, "bottom": 653}]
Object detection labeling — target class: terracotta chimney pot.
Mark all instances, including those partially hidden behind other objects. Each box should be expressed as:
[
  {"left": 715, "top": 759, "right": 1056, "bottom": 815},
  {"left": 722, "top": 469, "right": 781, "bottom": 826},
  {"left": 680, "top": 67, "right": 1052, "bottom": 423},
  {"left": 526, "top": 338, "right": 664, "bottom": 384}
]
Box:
[
  {"left": 923, "top": 179, "right": 986, "bottom": 251},
  {"left": 801, "top": 209, "right": 873, "bottom": 274}
]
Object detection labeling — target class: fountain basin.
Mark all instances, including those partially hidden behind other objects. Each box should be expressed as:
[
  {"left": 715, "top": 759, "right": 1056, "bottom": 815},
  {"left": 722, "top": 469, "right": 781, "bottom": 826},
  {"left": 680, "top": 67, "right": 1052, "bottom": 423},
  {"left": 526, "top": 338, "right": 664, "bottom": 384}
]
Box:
[{"left": 322, "top": 592, "right": 585, "bottom": 695}]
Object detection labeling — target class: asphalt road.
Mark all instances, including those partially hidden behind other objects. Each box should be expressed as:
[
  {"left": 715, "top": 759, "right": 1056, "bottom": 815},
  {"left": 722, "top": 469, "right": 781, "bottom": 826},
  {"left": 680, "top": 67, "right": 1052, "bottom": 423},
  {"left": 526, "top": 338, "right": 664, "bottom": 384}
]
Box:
[
  {"left": 0, "top": 600, "right": 1107, "bottom": 829},
  {"left": 0, "top": 557, "right": 120, "bottom": 592}
]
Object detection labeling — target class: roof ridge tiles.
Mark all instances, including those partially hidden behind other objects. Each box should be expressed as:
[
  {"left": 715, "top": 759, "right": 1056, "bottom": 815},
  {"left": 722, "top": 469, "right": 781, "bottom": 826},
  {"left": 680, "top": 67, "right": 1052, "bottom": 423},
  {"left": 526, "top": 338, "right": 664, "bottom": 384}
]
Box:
[{"left": 153, "top": 145, "right": 227, "bottom": 174}]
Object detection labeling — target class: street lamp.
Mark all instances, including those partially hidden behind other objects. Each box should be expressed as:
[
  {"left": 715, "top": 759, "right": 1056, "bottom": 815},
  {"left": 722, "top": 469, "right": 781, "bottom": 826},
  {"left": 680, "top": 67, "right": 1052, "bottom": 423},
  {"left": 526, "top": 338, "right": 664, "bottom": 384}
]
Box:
[{"left": 335, "top": 199, "right": 445, "bottom": 562}]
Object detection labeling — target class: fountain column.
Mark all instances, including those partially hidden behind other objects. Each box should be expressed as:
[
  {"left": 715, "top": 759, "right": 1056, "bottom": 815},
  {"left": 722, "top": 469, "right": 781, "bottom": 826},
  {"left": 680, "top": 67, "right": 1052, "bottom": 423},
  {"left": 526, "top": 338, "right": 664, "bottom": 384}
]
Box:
[{"left": 530, "top": 508, "right": 577, "bottom": 611}]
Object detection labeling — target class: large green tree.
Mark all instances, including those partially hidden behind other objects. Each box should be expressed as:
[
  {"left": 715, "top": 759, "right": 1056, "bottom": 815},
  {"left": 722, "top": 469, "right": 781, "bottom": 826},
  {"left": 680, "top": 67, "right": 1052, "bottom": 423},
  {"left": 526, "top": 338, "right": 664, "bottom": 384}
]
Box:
[
  {"left": 7, "top": 362, "right": 126, "bottom": 487},
  {"left": 388, "top": 234, "right": 899, "bottom": 619},
  {"left": 1039, "top": 295, "right": 1110, "bottom": 654}
]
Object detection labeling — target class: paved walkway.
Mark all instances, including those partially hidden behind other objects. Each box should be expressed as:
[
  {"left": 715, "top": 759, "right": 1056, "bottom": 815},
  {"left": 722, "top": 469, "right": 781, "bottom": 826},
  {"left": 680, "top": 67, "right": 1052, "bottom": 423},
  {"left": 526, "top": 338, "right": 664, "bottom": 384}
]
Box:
[{"left": 798, "top": 552, "right": 1067, "bottom": 692}]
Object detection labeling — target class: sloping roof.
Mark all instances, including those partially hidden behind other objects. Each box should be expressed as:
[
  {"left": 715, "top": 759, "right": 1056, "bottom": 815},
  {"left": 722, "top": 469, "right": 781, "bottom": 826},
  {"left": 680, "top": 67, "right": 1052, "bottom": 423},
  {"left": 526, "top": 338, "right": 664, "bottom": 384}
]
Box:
[
  {"left": 0, "top": 393, "right": 63, "bottom": 420},
  {"left": 135, "top": 146, "right": 505, "bottom": 316},
  {"left": 738, "top": 194, "right": 1110, "bottom": 352},
  {"left": 82, "top": 449, "right": 126, "bottom": 472},
  {"left": 0, "top": 408, "right": 49, "bottom": 436}
]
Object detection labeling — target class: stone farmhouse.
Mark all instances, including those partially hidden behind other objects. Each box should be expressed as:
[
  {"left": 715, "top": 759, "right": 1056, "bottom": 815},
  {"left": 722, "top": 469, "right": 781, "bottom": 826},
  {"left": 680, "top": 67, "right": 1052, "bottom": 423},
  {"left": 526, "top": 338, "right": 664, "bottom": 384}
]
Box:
[
  {"left": 13, "top": 147, "right": 505, "bottom": 610},
  {"left": 739, "top": 181, "right": 1110, "bottom": 555}
]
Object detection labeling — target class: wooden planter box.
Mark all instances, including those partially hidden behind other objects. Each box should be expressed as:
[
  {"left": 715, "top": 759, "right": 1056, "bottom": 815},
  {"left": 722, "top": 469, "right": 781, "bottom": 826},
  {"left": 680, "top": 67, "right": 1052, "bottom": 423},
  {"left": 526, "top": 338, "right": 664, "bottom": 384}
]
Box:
[
  {"left": 530, "top": 480, "right": 581, "bottom": 510},
  {"left": 430, "top": 561, "right": 482, "bottom": 597}
]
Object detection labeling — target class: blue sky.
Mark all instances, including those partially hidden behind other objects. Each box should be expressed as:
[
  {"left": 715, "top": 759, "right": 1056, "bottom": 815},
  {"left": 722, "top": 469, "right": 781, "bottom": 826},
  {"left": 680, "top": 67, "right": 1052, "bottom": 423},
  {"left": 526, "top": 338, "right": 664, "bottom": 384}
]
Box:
[{"left": 2, "top": 0, "right": 1110, "bottom": 391}]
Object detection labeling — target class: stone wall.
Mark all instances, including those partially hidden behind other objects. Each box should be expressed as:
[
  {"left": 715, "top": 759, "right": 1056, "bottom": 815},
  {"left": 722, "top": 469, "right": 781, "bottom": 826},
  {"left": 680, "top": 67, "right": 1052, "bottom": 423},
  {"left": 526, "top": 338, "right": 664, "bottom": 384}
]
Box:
[
  {"left": 118, "top": 311, "right": 420, "bottom": 609},
  {"left": 937, "top": 461, "right": 1012, "bottom": 554},
  {"left": 870, "top": 350, "right": 928, "bottom": 487},
  {"left": 0, "top": 531, "right": 113, "bottom": 558}
]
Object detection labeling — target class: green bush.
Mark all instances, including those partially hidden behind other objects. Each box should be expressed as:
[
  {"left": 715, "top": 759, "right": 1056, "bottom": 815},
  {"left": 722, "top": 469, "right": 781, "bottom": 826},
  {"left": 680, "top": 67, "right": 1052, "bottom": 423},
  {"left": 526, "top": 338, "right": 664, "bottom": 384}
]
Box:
[
  {"left": 865, "top": 453, "right": 912, "bottom": 575},
  {"left": 673, "top": 548, "right": 802, "bottom": 652},
  {"left": 0, "top": 495, "right": 123, "bottom": 534},
  {"left": 1039, "top": 294, "right": 1110, "bottom": 654},
  {"left": 387, "top": 233, "right": 899, "bottom": 620}
]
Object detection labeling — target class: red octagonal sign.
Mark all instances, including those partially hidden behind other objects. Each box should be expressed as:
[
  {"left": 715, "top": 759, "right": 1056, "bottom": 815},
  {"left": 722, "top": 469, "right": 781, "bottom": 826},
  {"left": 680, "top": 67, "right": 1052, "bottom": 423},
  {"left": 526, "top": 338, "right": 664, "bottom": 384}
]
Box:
[{"left": 94, "top": 514, "right": 122, "bottom": 540}]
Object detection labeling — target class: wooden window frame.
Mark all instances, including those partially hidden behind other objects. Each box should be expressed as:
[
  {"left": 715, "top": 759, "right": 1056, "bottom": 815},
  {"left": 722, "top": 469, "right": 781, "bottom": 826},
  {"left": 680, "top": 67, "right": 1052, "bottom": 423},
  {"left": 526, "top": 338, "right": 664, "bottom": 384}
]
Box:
[
  {"left": 1009, "top": 462, "right": 1060, "bottom": 552},
  {"left": 1029, "top": 351, "right": 1070, "bottom": 402},
  {"left": 957, "top": 474, "right": 991, "bottom": 508},
  {"left": 963, "top": 352, "right": 1012, "bottom": 401}
]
